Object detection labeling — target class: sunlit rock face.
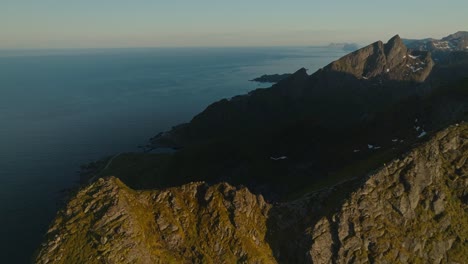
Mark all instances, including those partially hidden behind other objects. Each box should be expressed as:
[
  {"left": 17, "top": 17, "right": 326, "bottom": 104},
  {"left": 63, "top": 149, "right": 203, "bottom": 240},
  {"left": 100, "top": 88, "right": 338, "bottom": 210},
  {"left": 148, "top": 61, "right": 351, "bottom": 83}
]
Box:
[{"left": 325, "top": 35, "right": 433, "bottom": 82}]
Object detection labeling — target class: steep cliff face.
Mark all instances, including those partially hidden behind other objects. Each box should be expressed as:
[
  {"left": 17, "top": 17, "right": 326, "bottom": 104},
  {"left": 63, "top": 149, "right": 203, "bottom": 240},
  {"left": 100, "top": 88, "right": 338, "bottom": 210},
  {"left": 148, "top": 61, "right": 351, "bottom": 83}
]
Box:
[{"left": 36, "top": 123, "right": 468, "bottom": 263}]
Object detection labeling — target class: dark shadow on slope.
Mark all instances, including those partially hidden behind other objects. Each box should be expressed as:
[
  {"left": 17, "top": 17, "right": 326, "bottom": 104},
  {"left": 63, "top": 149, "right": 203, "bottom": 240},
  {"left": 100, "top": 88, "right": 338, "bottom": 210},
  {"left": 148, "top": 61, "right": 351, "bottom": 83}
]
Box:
[
  {"left": 265, "top": 173, "right": 366, "bottom": 263},
  {"left": 149, "top": 69, "right": 431, "bottom": 149},
  {"left": 264, "top": 118, "right": 468, "bottom": 264},
  {"left": 91, "top": 74, "right": 467, "bottom": 202}
]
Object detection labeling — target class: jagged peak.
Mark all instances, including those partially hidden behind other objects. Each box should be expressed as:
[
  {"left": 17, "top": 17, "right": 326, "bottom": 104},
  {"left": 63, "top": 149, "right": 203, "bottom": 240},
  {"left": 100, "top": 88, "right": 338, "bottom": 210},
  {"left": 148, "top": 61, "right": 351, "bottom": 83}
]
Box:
[
  {"left": 384, "top": 34, "right": 408, "bottom": 68},
  {"left": 295, "top": 67, "right": 308, "bottom": 75},
  {"left": 385, "top": 34, "right": 404, "bottom": 50},
  {"left": 274, "top": 67, "right": 309, "bottom": 88},
  {"left": 288, "top": 67, "right": 309, "bottom": 79},
  {"left": 325, "top": 34, "right": 433, "bottom": 82},
  {"left": 387, "top": 34, "right": 402, "bottom": 42}
]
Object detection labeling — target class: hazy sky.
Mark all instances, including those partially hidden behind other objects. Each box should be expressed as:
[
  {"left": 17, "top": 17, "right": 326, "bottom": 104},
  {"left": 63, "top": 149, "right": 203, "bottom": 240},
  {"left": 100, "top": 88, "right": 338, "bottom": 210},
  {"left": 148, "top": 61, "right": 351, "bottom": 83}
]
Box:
[{"left": 1, "top": 0, "right": 467, "bottom": 49}]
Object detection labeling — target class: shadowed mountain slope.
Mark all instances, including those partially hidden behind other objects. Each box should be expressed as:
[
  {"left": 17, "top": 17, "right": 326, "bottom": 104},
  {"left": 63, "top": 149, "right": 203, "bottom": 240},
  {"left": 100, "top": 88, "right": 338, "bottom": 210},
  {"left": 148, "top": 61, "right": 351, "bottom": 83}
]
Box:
[{"left": 149, "top": 35, "right": 437, "bottom": 149}]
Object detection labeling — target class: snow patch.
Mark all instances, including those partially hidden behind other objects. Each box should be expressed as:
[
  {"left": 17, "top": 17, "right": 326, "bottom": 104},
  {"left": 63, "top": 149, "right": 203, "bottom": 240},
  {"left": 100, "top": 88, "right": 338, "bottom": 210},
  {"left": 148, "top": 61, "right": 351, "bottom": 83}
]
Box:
[
  {"left": 270, "top": 156, "right": 287, "bottom": 161},
  {"left": 353, "top": 149, "right": 360, "bottom": 153},
  {"left": 408, "top": 54, "right": 420, "bottom": 59},
  {"left": 392, "top": 139, "right": 399, "bottom": 142},
  {"left": 368, "top": 144, "right": 381, "bottom": 150},
  {"left": 407, "top": 65, "right": 423, "bottom": 73},
  {"left": 433, "top": 41, "right": 451, "bottom": 50},
  {"left": 418, "top": 131, "right": 427, "bottom": 138}
]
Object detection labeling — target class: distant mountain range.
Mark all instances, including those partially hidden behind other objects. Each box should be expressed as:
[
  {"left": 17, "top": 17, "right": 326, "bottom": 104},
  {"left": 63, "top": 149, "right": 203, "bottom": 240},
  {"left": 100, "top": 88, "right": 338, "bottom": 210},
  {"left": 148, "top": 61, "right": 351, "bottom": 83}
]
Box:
[
  {"left": 403, "top": 31, "right": 468, "bottom": 62},
  {"left": 36, "top": 32, "right": 468, "bottom": 263},
  {"left": 404, "top": 31, "right": 468, "bottom": 52}
]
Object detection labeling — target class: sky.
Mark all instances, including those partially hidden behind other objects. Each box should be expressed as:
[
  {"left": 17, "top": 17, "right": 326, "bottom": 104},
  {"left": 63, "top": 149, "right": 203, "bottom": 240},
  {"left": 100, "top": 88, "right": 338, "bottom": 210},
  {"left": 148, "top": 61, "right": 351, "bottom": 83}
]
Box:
[{"left": 1, "top": 0, "right": 467, "bottom": 49}]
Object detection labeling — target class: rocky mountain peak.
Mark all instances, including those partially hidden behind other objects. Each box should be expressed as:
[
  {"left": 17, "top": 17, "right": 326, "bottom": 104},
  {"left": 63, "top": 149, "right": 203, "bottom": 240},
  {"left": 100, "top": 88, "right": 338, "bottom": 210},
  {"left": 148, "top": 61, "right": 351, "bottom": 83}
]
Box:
[
  {"left": 325, "top": 34, "right": 433, "bottom": 82},
  {"left": 384, "top": 34, "right": 404, "bottom": 51},
  {"left": 384, "top": 34, "right": 408, "bottom": 68}
]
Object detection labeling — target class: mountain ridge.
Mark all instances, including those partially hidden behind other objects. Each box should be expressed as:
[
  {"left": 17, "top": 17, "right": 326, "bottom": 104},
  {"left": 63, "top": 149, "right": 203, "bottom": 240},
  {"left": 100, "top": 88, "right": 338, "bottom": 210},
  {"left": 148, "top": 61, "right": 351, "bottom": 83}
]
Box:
[
  {"left": 148, "top": 35, "right": 438, "bottom": 150},
  {"left": 324, "top": 35, "right": 433, "bottom": 82},
  {"left": 36, "top": 123, "right": 468, "bottom": 263}
]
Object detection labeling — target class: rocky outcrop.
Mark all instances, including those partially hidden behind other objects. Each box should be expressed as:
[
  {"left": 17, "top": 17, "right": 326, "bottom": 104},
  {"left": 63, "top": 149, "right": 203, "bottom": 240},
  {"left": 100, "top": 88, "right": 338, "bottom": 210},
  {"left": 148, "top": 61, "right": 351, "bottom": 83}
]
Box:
[
  {"left": 325, "top": 35, "right": 433, "bottom": 82},
  {"left": 307, "top": 123, "right": 468, "bottom": 263},
  {"left": 36, "top": 179, "right": 275, "bottom": 264},
  {"left": 36, "top": 123, "right": 468, "bottom": 263}
]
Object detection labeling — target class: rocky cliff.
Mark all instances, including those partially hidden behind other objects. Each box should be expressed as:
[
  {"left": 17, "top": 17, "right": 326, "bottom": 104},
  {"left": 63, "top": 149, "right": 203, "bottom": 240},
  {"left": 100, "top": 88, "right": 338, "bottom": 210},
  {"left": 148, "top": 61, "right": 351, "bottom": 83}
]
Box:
[{"left": 36, "top": 123, "right": 468, "bottom": 263}]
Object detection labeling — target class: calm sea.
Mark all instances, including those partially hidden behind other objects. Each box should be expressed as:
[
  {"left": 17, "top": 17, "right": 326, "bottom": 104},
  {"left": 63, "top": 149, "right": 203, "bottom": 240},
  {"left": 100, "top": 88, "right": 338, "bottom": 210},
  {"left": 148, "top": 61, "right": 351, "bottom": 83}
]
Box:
[{"left": 0, "top": 46, "right": 347, "bottom": 262}]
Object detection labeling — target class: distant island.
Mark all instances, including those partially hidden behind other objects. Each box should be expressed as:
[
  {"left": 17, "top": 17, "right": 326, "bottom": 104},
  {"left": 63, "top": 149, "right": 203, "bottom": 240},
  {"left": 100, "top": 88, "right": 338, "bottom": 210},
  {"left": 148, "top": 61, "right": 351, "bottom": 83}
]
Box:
[
  {"left": 250, "top": 73, "right": 292, "bottom": 83},
  {"left": 327, "top": 42, "right": 360, "bottom": 51}
]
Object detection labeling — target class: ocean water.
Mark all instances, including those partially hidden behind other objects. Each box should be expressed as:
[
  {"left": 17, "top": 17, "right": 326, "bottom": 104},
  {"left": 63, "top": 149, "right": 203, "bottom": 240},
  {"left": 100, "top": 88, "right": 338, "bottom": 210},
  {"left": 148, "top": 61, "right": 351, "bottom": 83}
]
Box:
[{"left": 0, "top": 46, "right": 347, "bottom": 262}]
